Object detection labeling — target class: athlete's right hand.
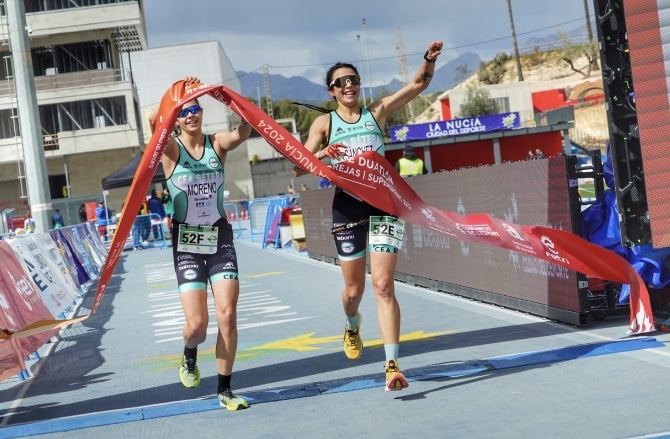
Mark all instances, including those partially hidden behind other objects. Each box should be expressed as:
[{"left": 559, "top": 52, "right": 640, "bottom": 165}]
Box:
[{"left": 321, "top": 143, "right": 346, "bottom": 159}]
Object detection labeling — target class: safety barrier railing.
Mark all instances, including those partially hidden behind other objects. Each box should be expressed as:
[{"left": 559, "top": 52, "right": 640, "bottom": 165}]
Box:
[
  {"left": 223, "top": 203, "right": 244, "bottom": 238},
  {"left": 247, "top": 195, "right": 299, "bottom": 246},
  {"left": 248, "top": 197, "right": 273, "bottom": 242},
  {"left": 100, "top": 213, "right": 169, "bottom": 250},
  {"left": 262, "top": 196, "right": 295, "bottom": 249}
]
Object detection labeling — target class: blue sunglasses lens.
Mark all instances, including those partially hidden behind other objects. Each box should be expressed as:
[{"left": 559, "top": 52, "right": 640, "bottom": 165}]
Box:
[{"left": 178, "top": 105, "right": 201, "bottom": 118}]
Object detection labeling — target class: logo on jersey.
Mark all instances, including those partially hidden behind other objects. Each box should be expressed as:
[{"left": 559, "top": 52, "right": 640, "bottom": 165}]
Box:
[
  {"left": 365, "top": 121, "right": 376, "bottom": 131},
  {"left": 208, "top": 157, "right": 220, "bottom": 168},
  {"left": 341, "top": 242, "right": 355, "bottom": 254},
  {"left": 183, "top": 269, "right": 197, "bottom": 280}
]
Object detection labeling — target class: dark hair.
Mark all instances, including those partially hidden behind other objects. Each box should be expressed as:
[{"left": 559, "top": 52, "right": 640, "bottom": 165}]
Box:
[{"left": 325, "top": 62, "right": 359, "bottom": 89}]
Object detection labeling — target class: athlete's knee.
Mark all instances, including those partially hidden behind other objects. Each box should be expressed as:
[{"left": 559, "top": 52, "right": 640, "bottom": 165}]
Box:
[
  {"left": 185, "top": 318, "right": 208, "bottom": 341},
  {"left": 216, "top": 306, "right": 238, "bottom": 332},
  {"left": 372, "top": 277, "right": 395, "bottom": 300},
  {"left": 342, "top": 278, "right": 364, "bottom": 298}
]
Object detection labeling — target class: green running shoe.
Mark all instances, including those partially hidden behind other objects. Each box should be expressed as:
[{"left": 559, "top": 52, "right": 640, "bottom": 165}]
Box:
[
  {"left": 218, "top": 388, "right": 249, "bottom": 411},
  {"left": 179, "top": 356, "right": 200, "bottom": 388}
]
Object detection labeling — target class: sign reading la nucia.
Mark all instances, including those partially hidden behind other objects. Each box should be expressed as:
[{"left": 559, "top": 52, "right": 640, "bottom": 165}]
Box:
[{"left": 390, "top": 112, "right": 520, "bottom": 143}]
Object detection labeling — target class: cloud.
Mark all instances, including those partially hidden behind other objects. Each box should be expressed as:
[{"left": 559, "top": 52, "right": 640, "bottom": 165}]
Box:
[{"left": 144, "top": 0, "right": 589, "bottom": 84}]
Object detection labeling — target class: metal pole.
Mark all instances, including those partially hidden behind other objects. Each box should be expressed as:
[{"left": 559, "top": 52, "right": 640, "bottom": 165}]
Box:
[
  {"left": 362, "top": 18, "right": 373, "bottom": 103},
  {"left": 63, "top": 158, "right": 70, "bottom": 197},
  {"left": 102, "top": 190, "right": 110, "bottom": 236},
  {"left": 356, "top": 35, "right": 367, "bottom": 107},
  {"left": 6, "top": 0, "right": 52, "bottom": 233}
]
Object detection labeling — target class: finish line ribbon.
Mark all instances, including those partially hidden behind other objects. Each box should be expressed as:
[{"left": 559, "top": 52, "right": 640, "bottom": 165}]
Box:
[{"left": 1, "top": 80, "right": 653, "bottom": 340}]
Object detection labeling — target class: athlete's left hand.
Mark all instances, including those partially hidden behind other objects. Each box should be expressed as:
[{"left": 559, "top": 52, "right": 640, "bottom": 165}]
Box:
[{"left": 426, "top": 41, "right": 443, "bottom": 61}]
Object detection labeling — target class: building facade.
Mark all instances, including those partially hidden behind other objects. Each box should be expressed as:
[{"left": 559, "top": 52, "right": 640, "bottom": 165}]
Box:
[
  {"left": 129, "top": 40, "right": 254, "bottom": 201},
  {"left": 0, "top": 0, "right": 147, "bottom": 224}
]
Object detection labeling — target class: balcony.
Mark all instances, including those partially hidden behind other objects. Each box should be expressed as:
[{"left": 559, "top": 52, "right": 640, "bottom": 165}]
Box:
[
  {"left": 0, "top": 68, "right": 127, "bottom": 97},
  {"left": 0, "top": 1, "right": 146, "bottom": 52}
]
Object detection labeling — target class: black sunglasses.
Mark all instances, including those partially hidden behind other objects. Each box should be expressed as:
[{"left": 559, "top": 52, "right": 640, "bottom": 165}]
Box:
[
  {"left": 329, "top": 74, "right": 361, "bottom": 89},
  {"left": 178, "top": 105, "right": 202, "bottom": 118}
]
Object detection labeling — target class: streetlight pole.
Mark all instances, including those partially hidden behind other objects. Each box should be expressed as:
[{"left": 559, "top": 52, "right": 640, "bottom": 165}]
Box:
[
  {"left": 356, "top": 34, "right": 368, "bottom": 107},
  {"left": 7, "top": 0, "right": 52, "bottom": 233},
  {"left": 361, "top": 18, "right": 373, "bottom": 103},
  {"left": 506, "top": 0, "right": 524, "bottom": 82}
]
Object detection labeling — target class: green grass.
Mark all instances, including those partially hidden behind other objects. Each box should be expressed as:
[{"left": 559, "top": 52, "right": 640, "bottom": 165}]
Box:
[{"left": 579, "top": 182, "right": 596, "bottom": 199}]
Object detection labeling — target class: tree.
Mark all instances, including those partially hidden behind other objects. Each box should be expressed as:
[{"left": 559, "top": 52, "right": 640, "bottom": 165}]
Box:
[
  {"left": 460, "top": 84, "right": 496, "bottom": 117},
  {"left": 582, "top": 0, "right": 600, "bottom": 71},
  {"left": 559, "top": 30, "right": 598, "bottom": 78},
  {"left": 477, "top": 52, "right": 510, "bottom": 85}
]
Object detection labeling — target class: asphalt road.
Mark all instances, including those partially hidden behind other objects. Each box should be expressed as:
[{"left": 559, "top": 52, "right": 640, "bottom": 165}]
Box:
[{"left": 2, "top": 234, "right": 670, "bottom": 439}]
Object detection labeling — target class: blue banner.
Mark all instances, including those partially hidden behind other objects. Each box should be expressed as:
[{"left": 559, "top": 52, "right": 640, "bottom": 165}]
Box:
[{"left": 390, "top": 112, "right": 521, "bottom": 142}]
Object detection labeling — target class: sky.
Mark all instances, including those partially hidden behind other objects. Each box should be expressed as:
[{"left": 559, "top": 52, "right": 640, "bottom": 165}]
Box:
[{"left": 143, "top": 0, "right": 593, "bottom": 87}]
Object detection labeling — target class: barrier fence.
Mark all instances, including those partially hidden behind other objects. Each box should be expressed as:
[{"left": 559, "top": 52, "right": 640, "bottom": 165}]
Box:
[
  {"left": 223, "top": 203, "right": 244, "bottom": 239},
  {"left": 247, "top": 196, "right": 297, "bottom": 246},
  {"left": 0, "top": 222, "right": 107, "bottom": 383},
  {"left": 100, "top": 213, "right": 169, "bottom": 250},
  {"left": 248, "top": 198, "right": 272, "bottom": 243}
]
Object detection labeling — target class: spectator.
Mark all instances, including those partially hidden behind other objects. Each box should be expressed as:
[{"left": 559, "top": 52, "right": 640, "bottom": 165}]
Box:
[
  {"left": 78, "top": 203, "right": 88, "bottom": 223},
  {"left": 132, "top": 206, "right": 144, "bottom": 250},
  {"left": 95, "top": 200, "right": 111, "bottom": 241},
  {"left": 534, "top": 148, "right": 544, "bottom": 159},
  {"left": 147, "top": 189, "right": 166, "bottom": 241},
  {"left": 527, "top": 150, "right": 535, "bottom": 160},
  {"left": 162, "top": 188, "right": 174, "bottom": 229},
  {"left": 24, "top": 214, "right": 36, "bottom": 234},
  {"left": 52, "top": 209, "right": 64, "bottom": 228},
  {"left": 287, "top": 184, "right": 296, "bottom": 195},
  {"left": 300, "top": 183, "right": 308, "bottom": 191},
  {"left": 394, "top": 144, "right": 429, "bottom": 176},
  {"left": 137, "top": 202, "right": 151, "bottom": 245},
  {"left": 319, "top": 177, "right": 333, "bottom": 188}
]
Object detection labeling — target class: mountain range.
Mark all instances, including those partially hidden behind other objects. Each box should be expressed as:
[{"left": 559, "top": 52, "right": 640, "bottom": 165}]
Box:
[
  {"left": 237, "top": 52, "right": 482, "bottom": 104},
  {"left": 237, "top": 24, "right": 592, "bottom": 105}
]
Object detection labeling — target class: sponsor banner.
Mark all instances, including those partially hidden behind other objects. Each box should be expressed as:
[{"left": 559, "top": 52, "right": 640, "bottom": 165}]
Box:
[
  {"left": 0, "top": 241, "right": 58, "bottom": 378},
  {"left": 35, "top": 232, "right": 81, "bottom": 297},
  {"left": 78, "top": 223, "right": 107, "bottom": 271},
  {"left": 390, "top": 112, "right": 520, "bottom": 142},
  {"left": 71, "top": 225, "right": 101, "bottom": 278},
  {"left": 9, "top": 235, "right": 78, "bottom": 319},
  {"left": 1, "top": 81, "right": 652, "bottom": 341},
  {"left": 50, "top": 228, "right": 90, "bottom": 288},
  {"left": 57, "top": 226, "right": 96, "bottom": 282}
]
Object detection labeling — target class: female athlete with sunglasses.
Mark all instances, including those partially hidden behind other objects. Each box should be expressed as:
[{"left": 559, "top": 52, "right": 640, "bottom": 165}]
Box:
[
  {"left": 149, "top": 76, "right": 253, "bottom": 410},
  {"left": 297, "top": 41, "right": 442, "bottom": 391}
]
